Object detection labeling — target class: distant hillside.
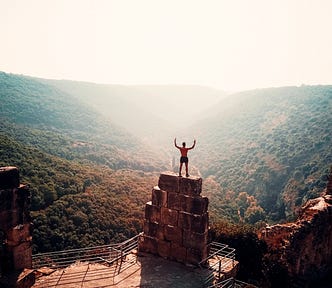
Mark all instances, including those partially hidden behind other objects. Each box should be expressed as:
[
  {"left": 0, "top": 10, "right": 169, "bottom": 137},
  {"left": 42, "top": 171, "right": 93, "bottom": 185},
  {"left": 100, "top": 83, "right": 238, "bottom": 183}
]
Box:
[
  {"left": 0, "top": 72, "right": 166, "bottom": 171},
  {"left": 192, "top": 86, "right": 331, "bottom": 222},
  {"left": 0, "top": 133, "right": 157, "bottom": 253},
  {"left": 0, "top": 71, "right": 165, "bottom": 252},
  {"left": 39, "top": 79, "right": 226, "bottom": 142}
]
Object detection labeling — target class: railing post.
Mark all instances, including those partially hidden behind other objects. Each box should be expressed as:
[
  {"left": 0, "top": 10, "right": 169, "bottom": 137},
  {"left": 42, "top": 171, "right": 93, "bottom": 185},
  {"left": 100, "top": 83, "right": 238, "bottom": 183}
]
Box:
[{"left": 218, "top": 260, "right": 221, "bottom": 280}]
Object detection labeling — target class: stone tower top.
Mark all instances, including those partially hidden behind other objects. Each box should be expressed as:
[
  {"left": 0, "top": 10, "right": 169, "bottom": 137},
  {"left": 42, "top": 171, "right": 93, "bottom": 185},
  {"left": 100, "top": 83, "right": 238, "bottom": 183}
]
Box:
[{"left": 139, "top": 172, "right": 209, "bottom": 265}]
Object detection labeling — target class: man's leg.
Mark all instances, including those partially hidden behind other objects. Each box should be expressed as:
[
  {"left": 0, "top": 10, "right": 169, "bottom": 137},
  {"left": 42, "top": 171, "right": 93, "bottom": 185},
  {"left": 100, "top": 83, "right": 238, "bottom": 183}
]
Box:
[
  {"left": 185, "top": 162, "right": 189, "bottom": 177},
  {"left": 179, "top": 163, "right": 183, "bottom": 176}
]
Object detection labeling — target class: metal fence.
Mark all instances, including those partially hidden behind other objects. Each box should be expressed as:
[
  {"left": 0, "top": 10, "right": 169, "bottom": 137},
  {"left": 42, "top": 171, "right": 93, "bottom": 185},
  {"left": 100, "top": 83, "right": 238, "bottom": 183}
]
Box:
[
  {"left": 199, "top": 242, "right": 236, "bottom": 287},
  {"left": 32, "top": 233, "right": 141, "bottom": 271},
  {"left": 207, "top": 277, "right": 258, "bottom": 288}
]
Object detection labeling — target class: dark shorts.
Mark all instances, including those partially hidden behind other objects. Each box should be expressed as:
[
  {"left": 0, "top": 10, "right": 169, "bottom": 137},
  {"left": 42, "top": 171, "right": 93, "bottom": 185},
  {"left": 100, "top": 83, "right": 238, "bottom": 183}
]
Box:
[{"left": 180, "top": 156, "right": 188, "bottom": 163}]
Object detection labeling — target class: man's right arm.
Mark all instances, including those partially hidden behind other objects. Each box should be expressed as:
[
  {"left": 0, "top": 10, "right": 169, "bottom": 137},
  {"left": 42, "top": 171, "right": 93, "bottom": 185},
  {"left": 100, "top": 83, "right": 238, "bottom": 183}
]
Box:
[{"left": 174, "top": 138, "right": 180, "bottom": 149}]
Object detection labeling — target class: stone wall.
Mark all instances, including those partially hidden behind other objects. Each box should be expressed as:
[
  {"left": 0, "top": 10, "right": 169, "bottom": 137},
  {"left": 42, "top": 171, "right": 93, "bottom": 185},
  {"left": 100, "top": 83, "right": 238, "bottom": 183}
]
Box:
[
  {"left": 0, "top": 167, "right": 33, "bottom": 273},
  {"left": 139, "top": 172, "right": 209, "bottom": 265}
]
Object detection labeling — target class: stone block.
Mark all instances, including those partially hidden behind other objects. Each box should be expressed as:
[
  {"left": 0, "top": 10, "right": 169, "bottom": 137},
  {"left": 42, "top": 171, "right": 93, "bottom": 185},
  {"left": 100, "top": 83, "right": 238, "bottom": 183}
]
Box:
[
  {"left": 0, "top": 188, "right": 14, "bottom": 211},
  {"left": 157, "top": 239, "right": 171, "bottom": 258},
  {"left": 151, "top": 186, "right": 167, "bottom": 207},
  {"left": 167, "top": 192, "right": 183, "bottom": 211},
  {"left": 181, "top": 195, "right": 208, "bottom": 215},
  {"left": 138, "top": 235, "right": 158, "bottom": 255},
  {"left": 9, "top": 241, "right": 33, "bottom": 270},
  {"left": 0, "top": 210, "right": 21, "bottom": 232},
  {"left": 183, "top": 230, "right": 208, "bottom": 250},
  {"left": 178, "top": 211, "right": 192, "bottom": 230},
  {"left": 164, "top": 225, "right": 183, "bottom": 244},
  {"left": 7, "top": 224, "right": 32, "bottom": 244},
  {"left": 170, "top": 243, "right": 187, "bottom": 263},
  {"left": 158, "top": 173, "right": 179, "bottom": 193},
  {"left": 178, "top": 212, "right": 209, "bottom": 233},
  {"left": 144, "top": 201, "right": 161, "bottom": 223},
  {"left": 179, "top": 177, "right": 202, "bottom": 196},
  {"left": 161, "top": 207, "right": 178, "bottom": 226},
  {"left": 191, "top": 212, "right": 209, "bottom": 233},
  {"left": 143, "top": 221, "right": 164, "bottom": 240},
  {"left": 0, "top": 211, "right": 14, "bottom": 231},
  {"left": 0, "top": 166, "right": 19, "bottom": 189},
  {"left": 186, "top": 246, "right": 208, "bottom": 265}
]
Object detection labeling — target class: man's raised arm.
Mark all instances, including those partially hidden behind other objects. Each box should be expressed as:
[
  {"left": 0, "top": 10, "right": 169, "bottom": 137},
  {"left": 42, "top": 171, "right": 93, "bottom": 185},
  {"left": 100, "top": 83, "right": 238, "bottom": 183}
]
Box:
[
  {"left": 189, "top": 139, "right": 196, "bottom": 149},
  {"left": 174, "top": 138, "right": 180, "bottom": 149}
]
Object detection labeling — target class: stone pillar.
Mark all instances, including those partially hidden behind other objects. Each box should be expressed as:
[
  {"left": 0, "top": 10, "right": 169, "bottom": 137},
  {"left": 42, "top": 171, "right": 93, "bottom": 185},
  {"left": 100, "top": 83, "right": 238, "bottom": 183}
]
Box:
[
  {"left": 139, "top": 172, "right": 209, "bottom": 265},
  {"left": 0, "top": 167, "right": 33, "bottom": 275}
]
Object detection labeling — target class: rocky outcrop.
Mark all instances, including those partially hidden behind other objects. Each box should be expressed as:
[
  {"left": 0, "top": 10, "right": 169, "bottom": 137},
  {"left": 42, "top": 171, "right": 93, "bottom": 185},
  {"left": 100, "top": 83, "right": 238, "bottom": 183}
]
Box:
[
  {"left": 139, "top": 172, "right": 209, "bottom": 265},
  {"left": 260, "top": 170, "right": 332, "bottom": 284},
  {"left": 0, "top": 166, "right": 34, "bottom": 287}
]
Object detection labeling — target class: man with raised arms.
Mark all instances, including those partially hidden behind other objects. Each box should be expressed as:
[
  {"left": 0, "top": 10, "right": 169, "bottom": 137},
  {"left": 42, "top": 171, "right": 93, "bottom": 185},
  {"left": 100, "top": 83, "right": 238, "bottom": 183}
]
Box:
[{"left": 174, "top": 138, "right": 196, "bottom": 177}]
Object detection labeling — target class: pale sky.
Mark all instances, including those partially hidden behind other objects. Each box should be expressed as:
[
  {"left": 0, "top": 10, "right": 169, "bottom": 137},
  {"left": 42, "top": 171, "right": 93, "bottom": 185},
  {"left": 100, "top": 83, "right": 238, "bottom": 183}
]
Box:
[{"left": 1, "top": 0, "right": 332, "bottom": 91}]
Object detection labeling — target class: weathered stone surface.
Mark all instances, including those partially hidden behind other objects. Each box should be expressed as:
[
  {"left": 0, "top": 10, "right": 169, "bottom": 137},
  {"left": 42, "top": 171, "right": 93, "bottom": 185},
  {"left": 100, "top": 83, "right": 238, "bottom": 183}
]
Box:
[
  {"left": 8, "top": 241, "right": 33, "bottom": 270},
  {"left": 167, "top": 192, "right": 183, "bottom": 211},
  {"left": 151, "top": 186, "right": 167, "bottom": 207},
  {"left": 178, "top": 212, "right": 209, "bottom": 233},
  {"left": 158, "top": 173, "right": 179, "bottom": 193},
  {"left": 157, "top": 240, "right": 171, "bottom": 258},
  {"left": 191, "top": 212, "right": 209, "bottom": 233},
  {"left": 143, "top": 221, "right": 164, "bottom": 240},
  {"left": 145, "top": 201, "right": 161, "bottom": 223},
  {"left": 183, "top": 230, "right": 208, "bottom": 250},
  {"left": 7, "top": 224, "right": 32, "bottom": 245},
  {"left": 170, "top": 243, "right": 187, "bottom": 263},
  {"left": 164, "top": 225, "right": 183, "bottom": 244},
  {"left": 179, "top": 177, "right": 202, "bottom": 196},
  {"left": 0, "top": 188, "right": 14, "bottom": 211},
  {"left": 161, "top": 207, "right": 178, "bottom": 226},
  {"left": 140, "top": 172, "right": 210, "bottom": 266},
  {"left": 260, "top": 174, "right": 332, "bottom": 283},
  {"left": 0, "top": 210, "right": 19, "bottom": 231},
  {"left": 186, "top": 246, "right": 208, "bottom": 265},
  {"left": 0, "top": 166, "right": 19, "bottom": 189},
  {"left": 181, "top": 195, "right": 208, "bottom": 215},
  {"left": 139, "top": 235, "right": 158, "bottom": 255}
]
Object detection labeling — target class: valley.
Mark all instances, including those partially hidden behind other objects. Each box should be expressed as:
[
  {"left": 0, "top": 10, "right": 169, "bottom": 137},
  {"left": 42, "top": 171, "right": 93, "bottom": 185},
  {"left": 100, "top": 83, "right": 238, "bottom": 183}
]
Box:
[{"left": 0, "top": 71, "right": 331, "bottom": 286}]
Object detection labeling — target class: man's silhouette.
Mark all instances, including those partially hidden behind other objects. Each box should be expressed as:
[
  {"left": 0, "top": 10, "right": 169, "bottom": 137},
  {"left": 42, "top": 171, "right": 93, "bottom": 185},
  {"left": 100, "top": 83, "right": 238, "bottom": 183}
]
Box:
[{"left": 174, "top": 138, "right": 196, "bottom": 177}]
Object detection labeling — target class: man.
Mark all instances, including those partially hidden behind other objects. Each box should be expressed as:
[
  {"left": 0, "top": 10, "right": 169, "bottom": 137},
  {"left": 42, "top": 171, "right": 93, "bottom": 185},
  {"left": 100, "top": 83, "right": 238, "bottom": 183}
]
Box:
[{"left": 174, "top": 138, "right": 196, "bottom": 177}]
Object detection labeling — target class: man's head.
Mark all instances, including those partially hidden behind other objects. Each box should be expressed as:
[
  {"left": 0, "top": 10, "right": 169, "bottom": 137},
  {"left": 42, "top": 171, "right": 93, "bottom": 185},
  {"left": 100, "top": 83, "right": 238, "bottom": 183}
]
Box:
[{"left": 182, "top": 142, "right": 186, "bottom": 147}]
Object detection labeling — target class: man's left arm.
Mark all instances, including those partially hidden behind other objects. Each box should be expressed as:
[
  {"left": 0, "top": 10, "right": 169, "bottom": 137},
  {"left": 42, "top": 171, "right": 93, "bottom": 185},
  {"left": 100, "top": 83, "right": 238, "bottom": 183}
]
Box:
[{"left": 189, "top": 139, "right": 196, "bottom": 149}]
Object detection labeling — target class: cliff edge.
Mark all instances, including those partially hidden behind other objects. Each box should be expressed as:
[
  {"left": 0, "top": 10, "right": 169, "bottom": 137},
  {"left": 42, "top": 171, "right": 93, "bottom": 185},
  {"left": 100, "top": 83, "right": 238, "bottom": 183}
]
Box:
[{"left": 260, "top": 168, "right": 332, "bottom": 285}]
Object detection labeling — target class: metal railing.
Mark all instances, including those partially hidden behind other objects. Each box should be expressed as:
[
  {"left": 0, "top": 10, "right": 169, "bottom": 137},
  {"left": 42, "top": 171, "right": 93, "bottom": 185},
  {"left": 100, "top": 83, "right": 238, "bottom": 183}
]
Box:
[
  {"left": 32, "top": 233, "right": 141, "bottom": 271},
  {"left": 207, "top": 277, "right": 257, "bottom": 288},
  {"left": 199, "top": 242, "right": 236, "bottom": 287}
]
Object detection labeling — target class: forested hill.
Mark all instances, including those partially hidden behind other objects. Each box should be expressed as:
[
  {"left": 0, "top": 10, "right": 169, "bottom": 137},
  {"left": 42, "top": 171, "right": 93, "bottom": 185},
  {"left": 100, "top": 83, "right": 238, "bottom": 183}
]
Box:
[
  {"left": 0, "top": 71, "right": 164, "bottom": 252},
  {"left": 192, "top": 85, "right": 332, "bottom": 222},
  {"left": 0, "top": 72, "right": 165, "bottom": 171}
]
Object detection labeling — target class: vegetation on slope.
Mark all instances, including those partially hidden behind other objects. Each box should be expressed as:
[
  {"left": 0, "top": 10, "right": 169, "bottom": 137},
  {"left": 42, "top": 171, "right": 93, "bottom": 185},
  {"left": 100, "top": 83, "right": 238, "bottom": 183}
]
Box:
[
  {"left": 0, "top": 72, "right": 163, "bottom": 252},
  {"left": 194, "top": 86, "right": 331, "bottom": 222},
  {"left": 0, "top": 72, "right": 166, "bottom": 171},
  {"left": 0, "top": 133, "right": 157, "bottom": 253}
]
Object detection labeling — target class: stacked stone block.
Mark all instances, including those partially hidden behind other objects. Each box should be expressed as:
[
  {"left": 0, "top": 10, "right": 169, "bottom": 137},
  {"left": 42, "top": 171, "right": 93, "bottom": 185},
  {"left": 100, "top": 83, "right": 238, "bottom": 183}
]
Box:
[
  {"left": 139, "top": 172, "right": 209, "bottom": 265},
  {"left": 0, "top": 167, "right": 32, "bottom": 273}
]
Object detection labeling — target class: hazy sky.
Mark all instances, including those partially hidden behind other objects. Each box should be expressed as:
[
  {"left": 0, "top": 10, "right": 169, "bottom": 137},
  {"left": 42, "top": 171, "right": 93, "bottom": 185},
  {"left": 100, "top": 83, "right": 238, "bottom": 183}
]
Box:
[{"left": 1, "top": 0, "right": 332, "bottom": 91}]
